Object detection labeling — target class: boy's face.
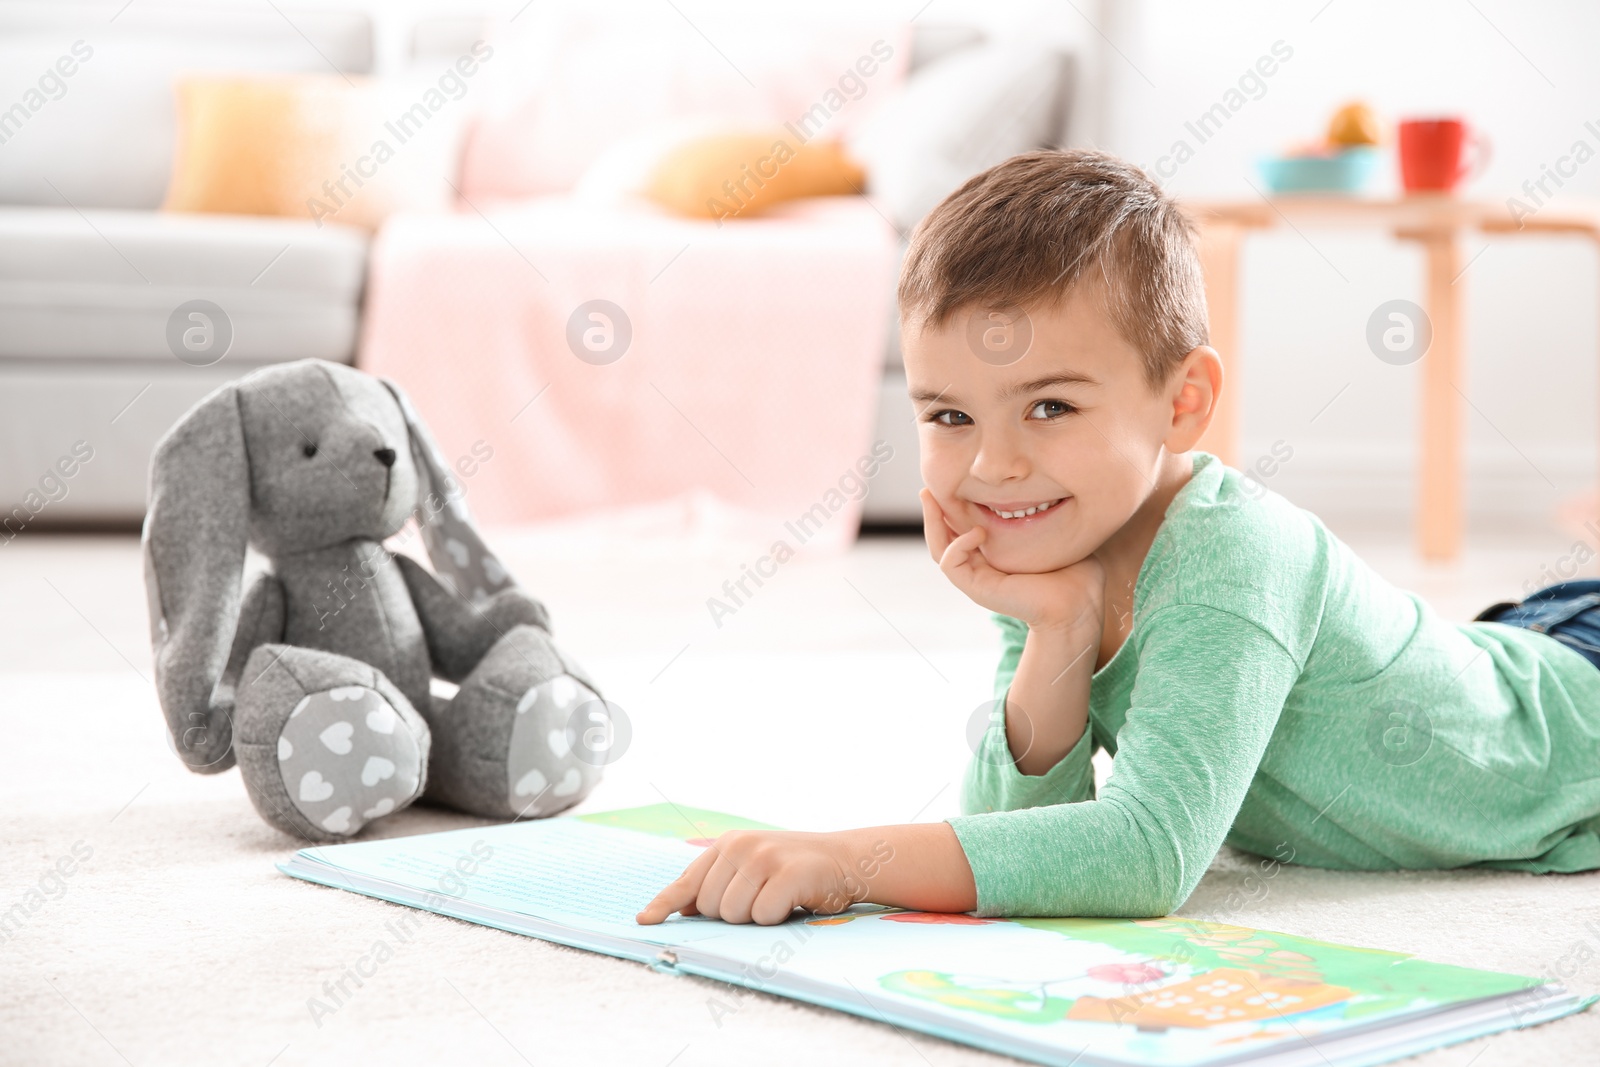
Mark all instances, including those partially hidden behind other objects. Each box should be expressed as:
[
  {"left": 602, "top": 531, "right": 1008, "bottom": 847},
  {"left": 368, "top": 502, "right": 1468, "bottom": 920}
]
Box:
[{"left": 904, "top": 283, "right": 1183, "bottom": 575}]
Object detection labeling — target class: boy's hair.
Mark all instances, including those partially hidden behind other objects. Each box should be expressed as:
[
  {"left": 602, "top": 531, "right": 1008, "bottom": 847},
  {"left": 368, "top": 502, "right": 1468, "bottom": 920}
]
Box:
[{"left": 897, "top": 148, "right": 1209, "bottom": 389}]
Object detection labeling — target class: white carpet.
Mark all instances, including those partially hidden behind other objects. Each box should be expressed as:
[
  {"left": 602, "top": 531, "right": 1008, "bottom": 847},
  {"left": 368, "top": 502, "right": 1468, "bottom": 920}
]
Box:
[{"left": 4, "top": 527, "right": 1600, "bottom": 1066}]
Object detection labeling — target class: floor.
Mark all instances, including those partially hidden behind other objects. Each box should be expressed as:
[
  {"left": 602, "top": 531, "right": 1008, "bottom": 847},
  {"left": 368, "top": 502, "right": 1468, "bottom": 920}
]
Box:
[{"left": 4, "top": 507, "right": 1600, "bottom": 1066}]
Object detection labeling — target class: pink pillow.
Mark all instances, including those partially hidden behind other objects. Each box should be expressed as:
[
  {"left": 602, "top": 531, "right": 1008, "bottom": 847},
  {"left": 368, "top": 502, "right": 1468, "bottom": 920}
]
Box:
[{"left": 458, "top": 2, "right": 909, "bottom": 202}]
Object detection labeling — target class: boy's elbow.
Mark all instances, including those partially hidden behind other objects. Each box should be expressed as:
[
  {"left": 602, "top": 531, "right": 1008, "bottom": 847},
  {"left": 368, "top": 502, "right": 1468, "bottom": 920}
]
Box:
[
  {"left": 1079, "top": 849, "right": 1193, "bottom": 918},
  {"left": 1072, "top": 888, "right": 1184, "bottom": 919},
  {"left": 978, "top": 870, "right": 1186, "bottom": 920},
  {"left": 1142, "top": 864, "right": 1205, "bottom": 918},
  {"left": 1134, "top": 886, "right": 1188, "bottom": 918}
]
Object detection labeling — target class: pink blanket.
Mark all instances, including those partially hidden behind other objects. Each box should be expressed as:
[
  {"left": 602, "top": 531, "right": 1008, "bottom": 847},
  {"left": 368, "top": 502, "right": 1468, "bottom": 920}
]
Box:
[{"left": 357, "top": 194, "right": 899, "bottom": 553}]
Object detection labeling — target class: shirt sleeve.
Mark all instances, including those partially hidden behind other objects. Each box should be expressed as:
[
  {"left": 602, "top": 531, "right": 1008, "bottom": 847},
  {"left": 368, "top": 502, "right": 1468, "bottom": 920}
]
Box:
[
  {"left": 961, "top": 613, "right": 1098, "bottom": 815},
  {"left": 946, "top": 604, "right": 1300, "bottom": 918},
  {"left": 989, "top": 612, "right": 1028, "bottom": 702}
]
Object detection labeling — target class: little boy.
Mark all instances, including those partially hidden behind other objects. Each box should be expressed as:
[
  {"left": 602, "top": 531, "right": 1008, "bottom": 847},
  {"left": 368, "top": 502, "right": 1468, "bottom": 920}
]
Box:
[{"left": 637, "top": 149, "right": 1600, "bottom": 927}]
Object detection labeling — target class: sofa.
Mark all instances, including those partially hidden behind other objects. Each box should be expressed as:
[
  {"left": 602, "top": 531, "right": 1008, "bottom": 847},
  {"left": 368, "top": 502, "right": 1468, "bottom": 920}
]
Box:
[
  {"left": 0, "top": 2, "right": 372, "bottom": 529},
  {"left": 0, "top": 2, "right": 1076, "bottom": 532},
  {"left": 384, "top": 9, "right": 1080, "bottom": 531}
]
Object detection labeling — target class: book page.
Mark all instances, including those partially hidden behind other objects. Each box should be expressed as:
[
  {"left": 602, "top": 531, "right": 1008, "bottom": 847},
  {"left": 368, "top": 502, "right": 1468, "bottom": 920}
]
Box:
[
  {"left": 670, "top": 906, "right": 1560, "bottom": 1064},
  {"left": 284, "top": 806, "right": 1585, "bottom": 1066},
  {"left": 294, "top": 816, "right": 739, "bottom": 946}
]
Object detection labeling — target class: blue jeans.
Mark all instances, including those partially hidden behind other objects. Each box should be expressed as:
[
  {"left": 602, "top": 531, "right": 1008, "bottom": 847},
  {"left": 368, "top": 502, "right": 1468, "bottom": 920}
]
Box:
[{"left": 1475, "top": 579, "right": 1600, "bottom": 670}]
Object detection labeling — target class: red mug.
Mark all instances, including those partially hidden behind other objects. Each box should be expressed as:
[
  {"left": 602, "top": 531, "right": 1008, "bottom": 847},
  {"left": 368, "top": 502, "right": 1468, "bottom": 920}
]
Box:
[{"left": 1399, "top": 118, "right": 1490, "bottom": 193}]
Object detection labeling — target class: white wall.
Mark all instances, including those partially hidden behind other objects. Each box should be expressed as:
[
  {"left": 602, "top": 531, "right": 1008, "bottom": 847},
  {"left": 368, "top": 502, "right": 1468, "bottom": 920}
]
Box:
[{"left": 1096, "top": 0, "right": 1600, "bottom": 528}]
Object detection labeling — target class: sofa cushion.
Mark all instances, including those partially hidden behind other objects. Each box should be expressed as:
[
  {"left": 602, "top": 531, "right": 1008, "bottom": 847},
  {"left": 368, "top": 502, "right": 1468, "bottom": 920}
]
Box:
[
  {"left": 162, "top": 72, "right": 470, "bottom": 232},
  {"left": 0, "top": 2, "right": 373, "bottom": 210},
  {"left": 644, "top": 130, "right": 867, "bottom": 220},
  {"left": 0, "top": 208, "right": 367, "bottom": 362},
  {"left": 847, "top": 40, "right": 1077, "bottom": 232}
]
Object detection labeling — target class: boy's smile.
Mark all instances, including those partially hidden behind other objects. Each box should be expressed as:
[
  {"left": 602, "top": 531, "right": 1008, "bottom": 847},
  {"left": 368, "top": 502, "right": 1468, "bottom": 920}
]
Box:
[
  {"left": 975, "top": 497, "right": 1065, "bottom": 520},
  {"left": 904, "top": 278, "right": 1209, "bottom": 576}
]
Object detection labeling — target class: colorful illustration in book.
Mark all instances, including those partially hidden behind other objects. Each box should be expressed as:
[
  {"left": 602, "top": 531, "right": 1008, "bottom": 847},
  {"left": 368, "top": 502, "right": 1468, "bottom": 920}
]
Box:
[
  {"left": 880, "top": 968, "right": 1081, "bottom": 1024},
  {"left": 1028, "top": 916, "right": 1539, "bottom": 1018},
  {"left": 881, "top": 912, "right": 1002, "bottom": 926},
  {"left": 880, "top": 964, "right": 1356, "bottom": 1030},
  {"left": 1067, "top": 967, "right": 1354, "bottom": 1028},
  {"left": 870, "top": 911, "right": 1544, "bottom": 1031},
  {"left": 878, "top": 948, "right": 1356, "bottom": 1031},
  {"left": 804, "top": 909, "right": 989, "bottom": 928}
]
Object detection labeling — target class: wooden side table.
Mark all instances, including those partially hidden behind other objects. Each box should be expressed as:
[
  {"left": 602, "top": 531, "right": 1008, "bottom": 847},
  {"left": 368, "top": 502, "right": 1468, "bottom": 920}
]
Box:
[{"left": 1179, "top": 195, "right": 1600, "bottom": 562}]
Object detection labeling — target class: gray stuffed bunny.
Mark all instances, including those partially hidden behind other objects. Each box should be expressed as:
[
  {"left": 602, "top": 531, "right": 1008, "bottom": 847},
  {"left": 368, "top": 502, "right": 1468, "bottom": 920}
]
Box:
[{"left": 142, "top": 358, "right": 606, "bottom": 841}]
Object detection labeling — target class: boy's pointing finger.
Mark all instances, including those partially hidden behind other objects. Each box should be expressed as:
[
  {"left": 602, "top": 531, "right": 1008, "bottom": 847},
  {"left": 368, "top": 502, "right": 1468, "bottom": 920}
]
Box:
[
  {"left": 636, "top": 845, "right": 717, "bottom": 924},
  {"left": 636, "top": 877, "right": 697, "bottom": 925}
]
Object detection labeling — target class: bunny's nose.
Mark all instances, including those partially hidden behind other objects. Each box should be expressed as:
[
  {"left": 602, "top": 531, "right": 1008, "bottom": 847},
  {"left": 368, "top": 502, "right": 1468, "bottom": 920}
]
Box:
[{"left": 374, "top": 447, "right": 397, "bottom": 468}]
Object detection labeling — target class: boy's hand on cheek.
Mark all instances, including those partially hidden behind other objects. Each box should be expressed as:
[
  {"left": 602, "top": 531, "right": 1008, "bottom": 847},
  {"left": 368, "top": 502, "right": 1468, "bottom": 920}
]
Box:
[
  {"left": 920, "top": 489, "right": 1105, "bottom": 636},
  {"left": 635, "top": 830, "right": 864, "bottom": 927}
]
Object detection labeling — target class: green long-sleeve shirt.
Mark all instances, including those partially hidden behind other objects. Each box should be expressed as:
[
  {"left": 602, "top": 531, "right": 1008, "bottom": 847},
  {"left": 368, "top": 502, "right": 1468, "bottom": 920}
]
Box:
[{"left": 944, "top": 450, "right": 1600, "bottom": 918}]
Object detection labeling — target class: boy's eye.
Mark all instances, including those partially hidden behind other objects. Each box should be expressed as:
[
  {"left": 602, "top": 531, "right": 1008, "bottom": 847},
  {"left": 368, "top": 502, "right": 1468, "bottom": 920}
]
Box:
[
  {"left": 926, "top": 409, "right": 972, "bottom": 427},
  {"left": 1028, "top": 399, "right": 1075, "bottom": 420}
]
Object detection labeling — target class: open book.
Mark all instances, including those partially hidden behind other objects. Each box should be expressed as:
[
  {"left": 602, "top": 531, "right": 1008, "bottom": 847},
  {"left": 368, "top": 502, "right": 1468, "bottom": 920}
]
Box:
[{"left": 278, "top": 803, "right": 1594, "bottom": 1067}]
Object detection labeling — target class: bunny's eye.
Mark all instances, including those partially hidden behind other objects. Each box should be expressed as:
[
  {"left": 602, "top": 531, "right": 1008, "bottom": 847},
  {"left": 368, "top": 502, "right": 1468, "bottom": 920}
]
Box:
[{"left": 302, "top": 443, "right": 318, "bottom": 458}]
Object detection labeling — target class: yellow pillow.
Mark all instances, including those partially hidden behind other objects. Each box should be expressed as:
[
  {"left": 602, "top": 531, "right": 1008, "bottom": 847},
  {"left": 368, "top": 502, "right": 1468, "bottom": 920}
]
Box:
[
  {"left": 645, "top": 132, "right": 866, "bottom": 222},
  {"left": 163, "top": 75, "right": 458, "bottom": 231}
]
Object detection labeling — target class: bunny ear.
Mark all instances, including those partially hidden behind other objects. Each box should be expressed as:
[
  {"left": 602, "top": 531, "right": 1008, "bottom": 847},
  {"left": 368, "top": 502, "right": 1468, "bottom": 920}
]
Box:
[
  {"left": 379, "top": 377, "right": 516, "bottom": 606},
  {"left": 142, "top": 380, "right": 251, "bottom": 772}
]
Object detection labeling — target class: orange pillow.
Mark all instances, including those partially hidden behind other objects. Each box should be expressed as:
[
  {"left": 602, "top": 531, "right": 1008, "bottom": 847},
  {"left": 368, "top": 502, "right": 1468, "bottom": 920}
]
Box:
[
  {"left": 645, "top": 132, "right": 866, "bottom": 221},
  {"left": 163, "top": 75, "right": 458, "bottom": 231}
]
